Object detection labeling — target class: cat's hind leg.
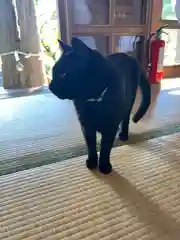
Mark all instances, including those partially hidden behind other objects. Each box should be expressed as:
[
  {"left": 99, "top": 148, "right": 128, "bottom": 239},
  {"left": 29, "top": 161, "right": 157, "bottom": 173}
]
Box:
[{"left": 119, "top": 94, "right": 136, "bottom": 141}]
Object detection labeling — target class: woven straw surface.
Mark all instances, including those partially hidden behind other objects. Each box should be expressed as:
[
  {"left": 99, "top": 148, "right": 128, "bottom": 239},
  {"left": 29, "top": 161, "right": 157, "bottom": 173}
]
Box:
[
  {"left": 1, "top": 133, "right": 180, "bottom": 239},
  {"left": 1, "top": 82, "right": 180, "bottom": 175}
]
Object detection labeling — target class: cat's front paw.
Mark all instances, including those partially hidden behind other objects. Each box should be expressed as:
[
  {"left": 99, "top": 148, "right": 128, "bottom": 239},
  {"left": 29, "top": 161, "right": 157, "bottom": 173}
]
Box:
[
  {"left": 119, "top": 132, "right": 129, "bottom": 142},
  {"left": 99, "top": 163, "right": 112, "bottom": 175},
  {"left": 86, "top": 157, "right": 98, "bottom": 170}
]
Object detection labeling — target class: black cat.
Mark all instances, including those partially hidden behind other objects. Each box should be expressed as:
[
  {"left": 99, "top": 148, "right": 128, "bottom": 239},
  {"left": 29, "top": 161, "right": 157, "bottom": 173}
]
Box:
[{"left": 49, "top": 38, "right": 151, "bottom": 174}]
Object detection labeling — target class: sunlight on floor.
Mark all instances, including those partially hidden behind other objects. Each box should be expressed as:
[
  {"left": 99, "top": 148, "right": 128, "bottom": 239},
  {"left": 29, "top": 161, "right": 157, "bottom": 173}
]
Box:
[
  {"left": 161, "top": 78, "right": 180, "bottom": 90},
  {"left": 0, "top": 97, "right": 25, "bottom": 121},
  {"left": 168, "top": 89, "right": 180, "bottom": 95}
]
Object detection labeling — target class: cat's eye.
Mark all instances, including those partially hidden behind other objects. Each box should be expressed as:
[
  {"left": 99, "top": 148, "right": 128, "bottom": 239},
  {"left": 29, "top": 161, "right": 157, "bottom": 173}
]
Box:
[{"left": 60, "top": 73, "right": 67, "bottom": 78}]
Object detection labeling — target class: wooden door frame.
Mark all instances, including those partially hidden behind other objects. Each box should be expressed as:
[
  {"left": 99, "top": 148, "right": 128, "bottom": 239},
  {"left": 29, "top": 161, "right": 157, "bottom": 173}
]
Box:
[
  {"left": 57, "top": 0, "right": 152, "bottom": 69},
  {"left": 151, "top": 0, "right": 180, "bottom": 78}
]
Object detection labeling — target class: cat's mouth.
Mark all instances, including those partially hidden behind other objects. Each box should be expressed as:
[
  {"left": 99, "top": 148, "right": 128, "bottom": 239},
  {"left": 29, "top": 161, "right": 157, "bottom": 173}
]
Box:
[{"left": 56, "top": 91, "right": 76, "bottom": 100}]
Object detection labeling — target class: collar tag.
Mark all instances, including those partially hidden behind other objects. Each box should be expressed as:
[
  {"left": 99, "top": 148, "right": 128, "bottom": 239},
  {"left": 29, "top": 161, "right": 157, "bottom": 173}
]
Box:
[{"left": 87, "top": 88, "right": 107, "bottom": 102}]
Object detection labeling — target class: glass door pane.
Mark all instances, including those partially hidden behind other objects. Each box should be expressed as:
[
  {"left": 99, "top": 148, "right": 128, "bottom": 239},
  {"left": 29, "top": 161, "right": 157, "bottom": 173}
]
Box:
[
  {"left": 75, "top": 35, "right": 110, "bottom": 55},
  {"left": 115, "top": 35, "right": 137, "bottom": 53},
  {"left": 72, "top": 0, "right": 109, "bottom": 25},
  {"left": 114, "top": 0, "right": 146, "bottom": 25},
  {"left": 114, "top": 35, "right": 145, "bottom": 64}
]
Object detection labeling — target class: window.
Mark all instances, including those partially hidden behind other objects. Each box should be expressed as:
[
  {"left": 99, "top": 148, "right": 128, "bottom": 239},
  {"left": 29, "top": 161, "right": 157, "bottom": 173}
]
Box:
[
  {"left": 162, "top": 29, "right": 180, "bottom": 66},
  {"left": 161, "top": 0, "right": 178, "bottom": 20}
]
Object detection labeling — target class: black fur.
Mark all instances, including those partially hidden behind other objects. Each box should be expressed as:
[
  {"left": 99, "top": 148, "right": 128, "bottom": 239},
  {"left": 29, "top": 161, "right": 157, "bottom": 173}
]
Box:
[{"left": 49, "top": 38, "right": 151, "bottom": 174}]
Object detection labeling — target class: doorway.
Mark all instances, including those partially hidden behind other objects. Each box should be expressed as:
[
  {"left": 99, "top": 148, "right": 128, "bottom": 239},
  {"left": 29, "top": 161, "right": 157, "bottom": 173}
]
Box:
[
  {"left": 57, "top": 0, "right": 152, "bottom": 69},
  {"left": 151, "top": 0, "right": 180, "bottom": 78}
]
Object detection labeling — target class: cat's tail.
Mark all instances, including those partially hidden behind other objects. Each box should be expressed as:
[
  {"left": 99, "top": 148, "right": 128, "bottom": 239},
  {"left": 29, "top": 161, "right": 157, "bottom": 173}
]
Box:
[{"left": 132, "top": 71, "right": 151, "bottom": 123}]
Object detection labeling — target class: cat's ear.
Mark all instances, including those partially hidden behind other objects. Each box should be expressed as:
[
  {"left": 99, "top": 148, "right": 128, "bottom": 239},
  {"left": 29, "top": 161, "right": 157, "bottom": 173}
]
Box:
[
  {"left": 58, "top": 39, "right": 72, "bottom": 53},
  {"left": 71, "top": 37, "right": 92, "bottom": 54}
]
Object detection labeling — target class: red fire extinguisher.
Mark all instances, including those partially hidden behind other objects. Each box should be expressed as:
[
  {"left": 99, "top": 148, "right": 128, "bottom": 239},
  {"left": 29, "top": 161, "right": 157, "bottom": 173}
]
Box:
[{"left": 147, "top": 25, "right": 168, "bottom": 84}]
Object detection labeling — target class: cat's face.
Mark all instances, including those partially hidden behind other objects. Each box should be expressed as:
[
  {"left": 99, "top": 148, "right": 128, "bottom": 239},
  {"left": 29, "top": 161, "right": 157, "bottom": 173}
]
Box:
[{"left": 50, "top": 38, "right": 108, "bottom": 101}]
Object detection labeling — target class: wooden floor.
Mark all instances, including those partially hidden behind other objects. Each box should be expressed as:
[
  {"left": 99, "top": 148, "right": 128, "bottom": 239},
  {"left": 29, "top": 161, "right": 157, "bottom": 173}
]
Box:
[{"left": 1, "top": 133, "right": 180, "bottom": 240}]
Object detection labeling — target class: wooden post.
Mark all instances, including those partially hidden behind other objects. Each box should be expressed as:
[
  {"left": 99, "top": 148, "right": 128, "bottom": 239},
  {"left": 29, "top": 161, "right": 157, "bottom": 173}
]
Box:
[
  {"left": 0, "top": 0, "right": 46, "bottom": 89},
  {"left": 16, "top": 0, "right": 46, "bottom": 88},
  {"left": 0, "top": 0, "right": 21, "bottom": 89}
]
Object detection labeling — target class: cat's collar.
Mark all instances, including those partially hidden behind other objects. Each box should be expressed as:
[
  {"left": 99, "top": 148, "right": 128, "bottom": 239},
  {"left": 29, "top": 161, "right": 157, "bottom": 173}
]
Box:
[{"left": 87, "top": 88, "right": 107, "bottom": 103}]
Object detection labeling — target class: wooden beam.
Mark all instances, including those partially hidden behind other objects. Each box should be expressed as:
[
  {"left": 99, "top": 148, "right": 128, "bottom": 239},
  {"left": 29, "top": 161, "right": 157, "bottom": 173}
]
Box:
[{"left": 72, "top": 25, "right": 147, "bottom": 36}]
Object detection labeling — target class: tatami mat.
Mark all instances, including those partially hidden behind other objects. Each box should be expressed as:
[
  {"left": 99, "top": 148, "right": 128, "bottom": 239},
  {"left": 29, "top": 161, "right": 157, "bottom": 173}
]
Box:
[
  {"left": 1, "top": 133, "right": 180, "bottom": 239},
  {"left": 1, "top": 81, "right": 180, "bottom": 175}
]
